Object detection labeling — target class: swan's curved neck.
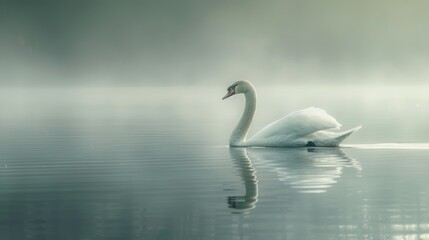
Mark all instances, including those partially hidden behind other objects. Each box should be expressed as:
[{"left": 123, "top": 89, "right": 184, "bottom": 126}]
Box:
[{"left": 230, "top": 88, "right": 257, "bottom": 146}]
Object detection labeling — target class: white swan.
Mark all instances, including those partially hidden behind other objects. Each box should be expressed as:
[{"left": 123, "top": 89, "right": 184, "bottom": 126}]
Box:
[{"left": 222, "top": 80, "right": 361, "bottom": 147}]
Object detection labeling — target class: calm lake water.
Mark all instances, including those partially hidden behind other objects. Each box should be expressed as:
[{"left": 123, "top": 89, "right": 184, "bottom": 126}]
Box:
[{"left": 1, "top": 85, "right": 429, "bottom": 240}]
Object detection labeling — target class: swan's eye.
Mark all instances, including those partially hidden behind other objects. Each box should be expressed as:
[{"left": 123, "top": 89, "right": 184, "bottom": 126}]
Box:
[{"left": 228, "top": 84, "right": 238, "bottom": 91}]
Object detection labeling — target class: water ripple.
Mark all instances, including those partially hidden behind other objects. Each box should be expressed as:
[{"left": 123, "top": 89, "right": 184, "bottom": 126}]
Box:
[{"left": 343, "top": 143, "right": 429, "bottom": 150}]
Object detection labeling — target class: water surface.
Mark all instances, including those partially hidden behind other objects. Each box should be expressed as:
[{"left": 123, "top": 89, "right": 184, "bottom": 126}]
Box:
[{"left": 0, "top": 85, "right": 428, "bottom": 239}]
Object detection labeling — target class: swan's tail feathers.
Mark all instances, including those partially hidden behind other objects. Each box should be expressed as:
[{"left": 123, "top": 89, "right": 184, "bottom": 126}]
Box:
[{"left": 335, "top": 125, "right": 362, "bottom": 144}]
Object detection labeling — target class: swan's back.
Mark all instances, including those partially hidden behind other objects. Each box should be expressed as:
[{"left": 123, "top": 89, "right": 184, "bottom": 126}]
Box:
[
  {"left": 248, "top": 107, "right": 342, "bottom": 146},
  {"left": 222, "top": 80, "right": 361, "bottom": 147}
]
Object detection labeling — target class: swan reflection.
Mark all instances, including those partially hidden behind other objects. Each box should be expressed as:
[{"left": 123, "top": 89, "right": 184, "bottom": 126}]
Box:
[
  {"left": 227, "top": 148, "right": 258, "bottom": 213},
  {"left": 228, "top": 147, "right": 360, "bottom": 212},
  {"left": 249, "top": 147, "right": 361, "bottom": 193}
]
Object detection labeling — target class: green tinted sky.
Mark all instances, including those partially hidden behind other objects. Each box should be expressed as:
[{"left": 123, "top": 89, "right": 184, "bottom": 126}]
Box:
[{"left": 1, "top": 0, "right": 428, "bottom": 86}]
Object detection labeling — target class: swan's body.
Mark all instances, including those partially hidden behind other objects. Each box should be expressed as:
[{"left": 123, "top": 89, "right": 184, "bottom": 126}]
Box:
[{"left": 223, "top": 81, "right": 361, "bottom": 147}]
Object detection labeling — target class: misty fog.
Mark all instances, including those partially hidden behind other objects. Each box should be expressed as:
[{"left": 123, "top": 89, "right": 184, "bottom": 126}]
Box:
[{"left": 1, "top": 1, "right": 429, "bottom": 86}]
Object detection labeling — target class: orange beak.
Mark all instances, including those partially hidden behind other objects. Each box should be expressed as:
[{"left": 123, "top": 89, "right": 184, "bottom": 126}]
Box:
[{"left": 222, "top": 89, "right": 235, "bottom": 100}]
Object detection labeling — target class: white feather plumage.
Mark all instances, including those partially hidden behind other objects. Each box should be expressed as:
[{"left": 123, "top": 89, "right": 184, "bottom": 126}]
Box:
[{"left": 223, "top": 81, "right": 361, "bottom": 147}]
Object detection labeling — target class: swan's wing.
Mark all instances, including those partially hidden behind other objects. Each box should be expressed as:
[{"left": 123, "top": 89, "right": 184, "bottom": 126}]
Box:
[{"left": 251, "top": 107, "right": 341, "bottom": 140}]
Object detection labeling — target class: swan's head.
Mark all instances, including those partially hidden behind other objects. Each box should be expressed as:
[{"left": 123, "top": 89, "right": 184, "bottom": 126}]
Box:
[{"left": 222, "top": 80, "right": 255, "bottom": 100}]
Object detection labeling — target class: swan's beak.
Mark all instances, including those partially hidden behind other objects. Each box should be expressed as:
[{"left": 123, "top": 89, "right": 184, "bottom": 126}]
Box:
[{"left": 222, "top": 89, "right": 235, "bottom": 100}]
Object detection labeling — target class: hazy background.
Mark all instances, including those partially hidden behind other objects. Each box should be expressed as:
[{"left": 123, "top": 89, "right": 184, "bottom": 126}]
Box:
[
  {"left": 1, "top": 3, "right": 429, "bottom": 239},
  {"left": 1, "top": 0, "right": 429, "bottom": 87}
]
